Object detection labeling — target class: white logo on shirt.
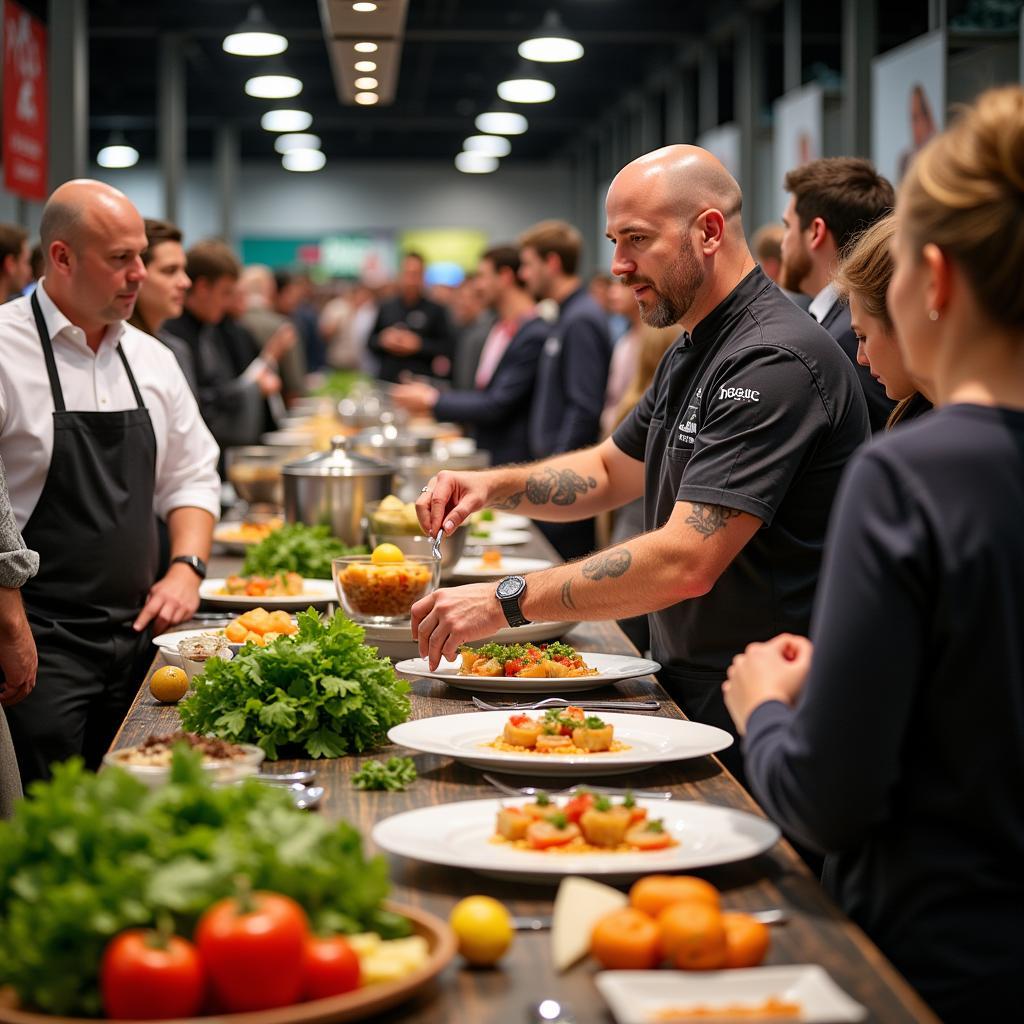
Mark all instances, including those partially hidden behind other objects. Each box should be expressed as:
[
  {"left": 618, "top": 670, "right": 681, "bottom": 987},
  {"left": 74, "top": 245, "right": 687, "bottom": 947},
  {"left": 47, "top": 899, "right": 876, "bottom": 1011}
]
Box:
[{"left": 718, "top": 386, "right": 760, "bottom": 403}]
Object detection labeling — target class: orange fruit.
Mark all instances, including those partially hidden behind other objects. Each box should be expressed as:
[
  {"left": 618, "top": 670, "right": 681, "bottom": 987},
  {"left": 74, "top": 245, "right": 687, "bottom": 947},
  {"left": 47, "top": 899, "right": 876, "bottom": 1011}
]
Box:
[
  {"left": 590, "top": 908, "right": 661, "bottom": 970},
  {"left": 722, "top": 912, "right": 770, "bottom": 968},
  {"left": 630, "top": 875, "right": 720, "bottom": 918},
  {"left": 657, "top": 901, "right": 727, "bottom": 970},
  {"left": 149, "top": 665, "right": 189, "bottom": 703}
]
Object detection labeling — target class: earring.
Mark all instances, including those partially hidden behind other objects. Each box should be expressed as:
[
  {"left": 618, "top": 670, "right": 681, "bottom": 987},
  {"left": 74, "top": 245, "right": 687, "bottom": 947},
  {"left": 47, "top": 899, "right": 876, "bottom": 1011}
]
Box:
[{"left": 928, "top": 309, "right": 940, "bottom": 321}]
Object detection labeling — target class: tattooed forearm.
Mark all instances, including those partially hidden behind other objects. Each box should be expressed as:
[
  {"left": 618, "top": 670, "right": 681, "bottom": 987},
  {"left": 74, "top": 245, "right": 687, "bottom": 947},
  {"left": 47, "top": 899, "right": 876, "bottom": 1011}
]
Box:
[
  {"left": 560, "top": 579, "right": 577, "bottom": 610},
  {"left": 493, "top": 491, "right": 524, "bottom": 510},
  {"left": 524, "top": 468, "right": 598, "bottom": 507},
  {"left": 685, "top": 503, "right": 741, "bottom": 539},
  {"left": 581, "top": 548, "right": 632, "bottom": 581}
]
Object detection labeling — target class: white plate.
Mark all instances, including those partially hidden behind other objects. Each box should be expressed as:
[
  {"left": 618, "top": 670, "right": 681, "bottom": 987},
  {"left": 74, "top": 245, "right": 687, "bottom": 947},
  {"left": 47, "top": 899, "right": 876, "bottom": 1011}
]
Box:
[
  {"left": 372, "top": 798, "right": 780, "bottom": 882},
  {"left": 447, "top": 555, "right": 554, "bottom": 582},
  {"left": 394, "top": 651, "right": 660, "bottom": 694},
  {"left": 387, "top": 711, "right": 733, "bottom": 776},
  {"left": 469, "top": 513, "right": 531, "bottom": 533},
  {"left": 596, "top": 966, "right": 867, "bottom": 1024},
  {"left": 212, "top": 522, "right": 279, "bottom": 554},
  {"left": 362, "top": 620, "right": 578, "bottom": 663},
  {"left": 152, "top": 627, "right": 228, "bottom": 666},
  {"left": 466, "top": 528, "right": 532, "bottom": 546},
  {"left": 200, "top": 577, "right": 336, "bottom": 609}
]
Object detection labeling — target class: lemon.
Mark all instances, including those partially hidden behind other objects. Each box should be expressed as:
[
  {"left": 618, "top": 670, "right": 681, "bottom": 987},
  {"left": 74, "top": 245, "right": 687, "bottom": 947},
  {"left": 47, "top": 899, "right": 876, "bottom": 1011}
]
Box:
[
  {"left": 149, "top": 665, "right": 189, "bottom": 703},
  {"left": 371, "top": 543, "right": 405, "bottom": 565},
  {"left": 449, "top": 895, "right": 513, "bottom": 966}
]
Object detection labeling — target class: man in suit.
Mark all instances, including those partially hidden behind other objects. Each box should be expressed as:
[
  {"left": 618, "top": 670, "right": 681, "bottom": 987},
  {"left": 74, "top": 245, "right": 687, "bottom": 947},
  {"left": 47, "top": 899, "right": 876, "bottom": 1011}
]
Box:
[
  {"left": 780, "top": 158, "right": 896, "bottom": 431},
  {"left": 518, "top": 220, "right": 613, "bottom": 559},
  {"left": 390, "top": 246, "right": 547, "bottom": 467}
]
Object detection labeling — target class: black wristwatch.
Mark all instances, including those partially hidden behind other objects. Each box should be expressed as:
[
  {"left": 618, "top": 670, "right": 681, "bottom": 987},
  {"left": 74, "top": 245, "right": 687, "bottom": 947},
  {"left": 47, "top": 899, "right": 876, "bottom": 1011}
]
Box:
[
  {"left": 496, "top": 575, "right": 531, "bottom": 628},
  {"left": 171, "top": 555, "right": 207, "bottom": 580}
]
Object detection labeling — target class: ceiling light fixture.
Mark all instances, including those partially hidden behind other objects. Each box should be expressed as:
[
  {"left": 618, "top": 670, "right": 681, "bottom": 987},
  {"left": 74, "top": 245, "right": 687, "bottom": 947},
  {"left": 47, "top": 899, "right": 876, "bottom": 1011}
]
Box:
[
  {"left": 497, "top": 76, "right": 555, "bottom": 104},
  {"left": 223, "top": 5, "right": 287, "bottom": 57},
  {"left": 518, "top": 11, "right": 584, "bottom": 63},
  {"left": 97, "top": 134, "right": 139, "bottom": 169},
  {"left": 463, "top": 134, "right": 511, "bottom": 157},
  {"left": 245, "top": 73, "right": 302, "bottom": 99},
  {"left": 282, "top": 149, "right": 326, "bottom": 172},
  {"left": 260, "top": 108, "right": 313, "bottom": 132},
  {"left": 455, "top": 152, "right": 499, "bottom": 174},
  {"left": 475, "top": 110, "right": 529, "bottom": 135},
  {"left": 354, "top": 41, "right": 378, "bottom": 53},
  {"left": 352, "top": 2, "right": 377, "bottom": 11},
  {"left": 354, "top": 76, "right": 378, "bottom": 90},
  {"left": 274, "top": 132, "right": 321, "bottom": 154},
  {"left": 354, "top": 60, "right": 377, "bottom": 72},
  {"left": 355, "top": 91, "right": 379, "bottom": 105}
]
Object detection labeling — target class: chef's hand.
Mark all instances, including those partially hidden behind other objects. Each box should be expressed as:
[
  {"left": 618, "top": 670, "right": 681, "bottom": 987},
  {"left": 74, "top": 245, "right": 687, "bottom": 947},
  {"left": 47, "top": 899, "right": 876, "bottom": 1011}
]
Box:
[
  {"left": 415, "top": 469, "right": 493, "bottom": 537},
  {"left": 0, "top": 589, "right": 37, "bottom": 707},
  {"left": 134, "top": 563, "right": 201, "bottom": 636},
  {"left": 379, "top": 327, "right": 422, "bottom": 356},
  {"left": 390, "top": 382, "right": 439, "bottom": 416},
  {"left": 722, "top": 634, "right": 813, "bottom": 736},
  {"left": 411, "top": 583, "right": 507, "bottom": 670}
]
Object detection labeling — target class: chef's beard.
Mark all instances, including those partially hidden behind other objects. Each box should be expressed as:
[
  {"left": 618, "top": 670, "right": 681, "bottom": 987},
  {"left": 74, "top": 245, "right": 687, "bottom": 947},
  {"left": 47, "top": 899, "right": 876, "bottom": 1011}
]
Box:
[{"left": 634, "top": 241, "right": 705, "bottom": 328}]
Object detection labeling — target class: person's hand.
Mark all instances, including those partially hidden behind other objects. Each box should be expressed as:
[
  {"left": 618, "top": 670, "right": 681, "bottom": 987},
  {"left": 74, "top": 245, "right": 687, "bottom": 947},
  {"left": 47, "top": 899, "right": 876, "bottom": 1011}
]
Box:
[
  {"left": 256, "top": 368, "right": 282, "bottom": 397},
  {"left": 0, "top": 592, "right": 37, "bottom": 707},
  {"left": 262, "top": 322, "right": 297, "bottom": 363},
  {"left": 390, "top": 382, "right": 439, "bottom": 416},
  {"left": 133, "top": 563, "right": 201, "bottom": 636},
  {"left": 415, "top": 469, "right": 493, "bottom": 537},
  {"left": 411, "top": 583, "right": 507, "bottom": 670},
  {"left": 722, "top": 634, "right": 813, "bottom": 735},
  {"left": 379, "top": 327, "right": 422, "bottom": 356}
]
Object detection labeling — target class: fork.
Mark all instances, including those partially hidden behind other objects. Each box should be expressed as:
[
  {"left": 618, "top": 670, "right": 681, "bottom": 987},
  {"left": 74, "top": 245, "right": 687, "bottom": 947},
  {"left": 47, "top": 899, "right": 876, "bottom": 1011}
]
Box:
[
  {"left": 482, "top": 772, "right": 673, "bottom": 801},
  {"left": 471, "top": 696, "right": 660, "bottom": 712}
]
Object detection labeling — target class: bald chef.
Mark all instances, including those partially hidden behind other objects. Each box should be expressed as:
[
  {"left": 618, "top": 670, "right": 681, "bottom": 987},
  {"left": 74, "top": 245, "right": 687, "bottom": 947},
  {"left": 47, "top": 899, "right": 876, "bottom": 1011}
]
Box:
[{"left": 0, "top": 180, "right": 219, "bottom": 786}]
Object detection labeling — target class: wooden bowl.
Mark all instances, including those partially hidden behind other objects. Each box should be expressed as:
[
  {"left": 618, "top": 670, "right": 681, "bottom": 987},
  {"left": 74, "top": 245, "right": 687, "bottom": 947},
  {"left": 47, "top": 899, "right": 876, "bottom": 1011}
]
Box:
[{"left": 0, "top": 902, "right": 456, "bottom": 1024}]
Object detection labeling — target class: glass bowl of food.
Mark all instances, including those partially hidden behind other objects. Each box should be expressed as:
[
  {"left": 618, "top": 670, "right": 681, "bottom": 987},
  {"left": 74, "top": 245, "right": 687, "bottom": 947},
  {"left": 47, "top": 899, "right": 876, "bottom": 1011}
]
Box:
[
  {"left": 366, "top": 495, "right": 467, "bottom": 572},
  {"left": 102, "top": 732, "right": 264, "bottom": 788},
  {"left": 333, "top": 548, "right": 441, "bottom": 624}
]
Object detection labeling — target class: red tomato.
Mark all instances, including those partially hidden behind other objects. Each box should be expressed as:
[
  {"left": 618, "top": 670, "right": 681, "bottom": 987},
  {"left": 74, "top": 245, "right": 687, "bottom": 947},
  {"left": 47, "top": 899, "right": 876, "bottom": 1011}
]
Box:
[
  {"left": 101, "top": 929, "right": 205, "bottom": 1021},
  {"left": 304, "top": 935, "right": 361, "bottom": 1000},
  {"left": 195, "top": 890, "right": 310, "bottom": 1012},
  {"left": 509, "top": 713, "right": 531, "bottom": 726},
  {"left": 504, "top": 659, "right": 525, "bottom": 677},
  {"left": 563, "top": 792, "right": 595, "bottom": 823}
]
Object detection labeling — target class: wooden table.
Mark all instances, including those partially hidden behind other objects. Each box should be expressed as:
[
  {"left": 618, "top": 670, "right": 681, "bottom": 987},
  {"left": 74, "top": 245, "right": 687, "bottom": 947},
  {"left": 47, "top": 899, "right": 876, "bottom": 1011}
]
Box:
[{"left": 112, "top": 533, "right": 938, "bottom": 1024}]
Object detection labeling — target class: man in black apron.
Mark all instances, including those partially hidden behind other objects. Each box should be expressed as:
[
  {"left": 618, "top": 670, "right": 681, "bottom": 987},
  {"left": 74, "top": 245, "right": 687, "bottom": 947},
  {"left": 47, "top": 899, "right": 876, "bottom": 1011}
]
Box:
[
  {"left": 0, "top": 181, "right": 219, "bottom": 786},
  {"left": 409, "top": 146, "right": 870, "bottom": 781}
]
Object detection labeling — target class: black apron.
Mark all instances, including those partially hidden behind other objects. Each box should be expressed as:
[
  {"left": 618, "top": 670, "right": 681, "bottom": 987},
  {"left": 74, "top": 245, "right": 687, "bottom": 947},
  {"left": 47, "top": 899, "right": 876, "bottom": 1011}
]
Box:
[
  {"left": 641, "top": 334, "right": 747, "bottom": 780},
  {"left": 6, "top": 294, "right": 159, "bottom": 785}
]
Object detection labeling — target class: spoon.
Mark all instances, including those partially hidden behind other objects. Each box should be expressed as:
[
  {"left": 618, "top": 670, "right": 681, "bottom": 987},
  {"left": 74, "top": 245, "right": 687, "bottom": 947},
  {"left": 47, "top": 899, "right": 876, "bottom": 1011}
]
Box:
[
  {"left": 255, "top": 769, "right": 317, "bottom": 785},
  {"left": 293, "top": 785, "right": 325, "bottom": 811}
]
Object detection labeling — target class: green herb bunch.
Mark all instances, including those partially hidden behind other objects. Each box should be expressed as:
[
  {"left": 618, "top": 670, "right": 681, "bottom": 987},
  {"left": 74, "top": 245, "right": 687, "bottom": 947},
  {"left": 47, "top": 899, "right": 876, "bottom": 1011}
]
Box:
[
  {"left": 352, "top": 756, "right": 418, "bottom": 791},
  {"left": 179, "top": 609, "right": 411, "bottom": 759},
  {"left": 242, "top": 523, "right": 366, "bottom": 579},
  {"left": 0, "top": 750, "right": 405, "bottom": 1017}
]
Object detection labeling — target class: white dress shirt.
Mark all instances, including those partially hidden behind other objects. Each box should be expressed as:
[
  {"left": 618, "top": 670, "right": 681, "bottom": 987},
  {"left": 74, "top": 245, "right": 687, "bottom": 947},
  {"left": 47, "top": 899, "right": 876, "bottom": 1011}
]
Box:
[
  {"left": 0, "top": 281, "right": 221, "bottom": 531},
  {"left": 808, "top": 281, "right": 839, "bottom": 324}
]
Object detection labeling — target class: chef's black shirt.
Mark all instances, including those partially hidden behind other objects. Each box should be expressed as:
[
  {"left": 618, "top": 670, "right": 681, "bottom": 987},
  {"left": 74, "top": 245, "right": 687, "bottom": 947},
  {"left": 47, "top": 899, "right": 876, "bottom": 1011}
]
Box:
[
  {"left": 612, "top": 267, "right": 870, "bottom": 722},
  {"left": 368, "top": 294, "right": 454, "bottom": 382},
  {"left": 744, "top": 403, "right": 1024, "bottom": 1022}
]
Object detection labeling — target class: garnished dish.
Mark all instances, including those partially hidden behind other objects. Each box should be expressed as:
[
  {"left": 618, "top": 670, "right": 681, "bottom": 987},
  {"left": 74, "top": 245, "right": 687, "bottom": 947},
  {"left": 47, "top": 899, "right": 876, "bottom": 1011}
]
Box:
[
  {"left": 493, "top": 791, "right": 676, "bottom": 853},
  {"left": 488, "top": 706, "right": 630, "bottom": 755},
  {"left": 479, "top": 549, "right": 503, "bottom": 569},
  {"left": 111, "top": 731, "right": 252, "bottom": 768},
  {"left": 334, "top": 545, "right": 440, "bottom": 624},
  {"left": 224, "top": 607, "right": 299, "bottom": 646},
  {"left": 218, "top": 571, "right": 304, "bottom": 597},
  {"left": 242, "top": 521, "right": 366, "bottom": 579},
  {"left": 214, "top": 517, "right": 283, "bottom": 545},
  {"left": 459, "top": 641, "right": 598, "bottom": 679}
]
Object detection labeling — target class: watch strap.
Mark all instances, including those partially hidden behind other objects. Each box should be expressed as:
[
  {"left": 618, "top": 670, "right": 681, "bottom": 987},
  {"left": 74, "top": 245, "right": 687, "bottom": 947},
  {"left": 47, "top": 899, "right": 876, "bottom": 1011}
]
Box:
[{"left": 171, "top": 555, "right": 207, "bottom": 580}]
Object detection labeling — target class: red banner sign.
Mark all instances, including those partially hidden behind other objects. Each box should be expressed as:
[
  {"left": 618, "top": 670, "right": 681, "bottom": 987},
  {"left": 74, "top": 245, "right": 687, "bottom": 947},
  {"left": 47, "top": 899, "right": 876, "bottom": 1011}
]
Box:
[{"left": 3, "top": 0, "right": 48, "bottom": 200}]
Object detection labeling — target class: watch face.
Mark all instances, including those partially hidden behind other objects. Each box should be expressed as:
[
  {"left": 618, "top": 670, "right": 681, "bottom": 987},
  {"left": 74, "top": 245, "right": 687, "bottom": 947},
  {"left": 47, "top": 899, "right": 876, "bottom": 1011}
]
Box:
[{"left": 496, "top": 575, "right": 525, "bottom": 600}]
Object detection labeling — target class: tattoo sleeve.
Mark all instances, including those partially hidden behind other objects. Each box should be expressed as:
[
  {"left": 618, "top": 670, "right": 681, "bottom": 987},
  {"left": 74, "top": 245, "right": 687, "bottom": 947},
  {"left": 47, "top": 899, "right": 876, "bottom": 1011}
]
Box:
[
  {"left": 524, "top": 468, "right": 598, "bottom": 507},
  {"left": 685, "top": 503, "right": 741, "bottom": 539},
  {"left": 580, "top": 548, "right": 632, "bottom": 581}
]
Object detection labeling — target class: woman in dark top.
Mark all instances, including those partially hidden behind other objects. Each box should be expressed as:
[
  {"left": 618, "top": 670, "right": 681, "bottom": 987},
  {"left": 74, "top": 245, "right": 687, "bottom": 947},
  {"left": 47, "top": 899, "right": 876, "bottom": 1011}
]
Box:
[
  {"left": 722, "top": 85, "right": 1024, "bottom": 1023},
  {"left": 835, "top": 213, "right": 932, "bottom": 428}
]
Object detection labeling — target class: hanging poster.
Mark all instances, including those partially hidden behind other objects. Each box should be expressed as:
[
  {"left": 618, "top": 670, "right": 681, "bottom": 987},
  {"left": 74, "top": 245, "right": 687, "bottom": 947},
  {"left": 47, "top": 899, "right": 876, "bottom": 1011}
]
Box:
[
  {"left": 2, "top": 0, "right": 48, "bottom": 200},
  {"left": 772, "top": 83, "right": 824, "bottom": 218},
  {"left": 872, "top": 31, "right": 946, "bottom": 185}
]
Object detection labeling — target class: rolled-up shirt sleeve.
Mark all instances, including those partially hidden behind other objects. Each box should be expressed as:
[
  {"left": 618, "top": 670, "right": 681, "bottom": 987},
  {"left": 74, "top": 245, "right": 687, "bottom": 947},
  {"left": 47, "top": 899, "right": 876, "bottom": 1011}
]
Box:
[
  {"left": 153, "top": 358, "right": 221, "bottom": 522},
  {"left": 0, "top": 455, "right": 39, "bottom": 588}
]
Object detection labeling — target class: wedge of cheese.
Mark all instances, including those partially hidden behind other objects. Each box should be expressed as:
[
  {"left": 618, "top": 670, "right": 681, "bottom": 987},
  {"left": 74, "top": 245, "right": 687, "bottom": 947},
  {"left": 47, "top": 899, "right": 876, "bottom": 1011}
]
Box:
[{"left": 551, "top": 876, "right": 629, "bottom": 972}]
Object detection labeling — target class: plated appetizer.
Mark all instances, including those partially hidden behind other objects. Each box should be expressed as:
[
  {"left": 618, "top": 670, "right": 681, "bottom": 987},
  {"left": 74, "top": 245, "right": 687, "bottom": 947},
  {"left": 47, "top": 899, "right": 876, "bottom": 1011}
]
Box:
[
  {"left": 334, "top": 545, "right": 439, "bottom": 622},
  {"left": 218, "top": 570, "right": 304, "bottom": 597},
  {"left": 215, "top": 517, "right": 283, "bottom": 544},
  {"left": 224, "top": 607, "right": 299, "bottom": 645},
  {"left": 493, "top": 792, "right": 677, "bottom": 853},
  {"left": 489, "top": 707, "right": 629, "bottom": 755},
  {"left": 459, "top": 641, "right": 597, "bottom": 678}
]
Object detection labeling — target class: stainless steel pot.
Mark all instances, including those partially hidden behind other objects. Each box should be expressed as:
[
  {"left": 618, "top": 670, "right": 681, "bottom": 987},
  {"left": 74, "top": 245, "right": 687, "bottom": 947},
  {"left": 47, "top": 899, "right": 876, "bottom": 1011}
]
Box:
[
  {"left": 353, "top": 412, "right": 433, "bottom": 462},
  {"left": 392, "top": 449, "right": 491, "bottom": 503},
  {"left": 282, "top": 436, "right": 394, "bottom": 546}
]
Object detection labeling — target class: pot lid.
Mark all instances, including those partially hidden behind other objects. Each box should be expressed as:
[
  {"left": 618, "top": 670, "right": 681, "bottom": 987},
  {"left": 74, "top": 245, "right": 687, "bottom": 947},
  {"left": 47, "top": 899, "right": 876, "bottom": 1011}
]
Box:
[{"left": 282, "top": 436, "right": 394, "bottom": 478}]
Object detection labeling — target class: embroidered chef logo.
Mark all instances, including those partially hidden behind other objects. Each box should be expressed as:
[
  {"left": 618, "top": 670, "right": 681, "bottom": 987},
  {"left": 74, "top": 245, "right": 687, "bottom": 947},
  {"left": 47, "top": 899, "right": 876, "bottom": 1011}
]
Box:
[
  {"left": 718, "top": 386, "right": 760, "bottom": 403},
  {"left": 676, "top": 386, "right": 702, "bottom": 445}
]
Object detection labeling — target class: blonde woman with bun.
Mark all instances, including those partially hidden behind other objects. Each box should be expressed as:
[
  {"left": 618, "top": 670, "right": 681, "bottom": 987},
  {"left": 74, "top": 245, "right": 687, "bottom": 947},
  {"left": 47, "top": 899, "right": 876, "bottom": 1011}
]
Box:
[
  {"left": 834, "top": 214, "right": 933, "bottom": 428},
  {"left": 722, "top": 86, "right": 1024, "bottom": 1022}
]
